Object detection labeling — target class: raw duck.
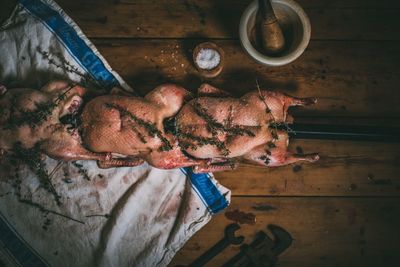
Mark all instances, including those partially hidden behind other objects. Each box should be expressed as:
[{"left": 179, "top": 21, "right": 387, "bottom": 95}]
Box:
[
  {"left": 175, "top": 84, "right": 319, "bottom": 172},
  {"left": 80, "top": 83, "right": 318, "bottom": 172},
  {"left": 1, "top": 81, "right": 318, "bottom": 173},
  {"left": 80, "top": 83, "right": 206, "bottom": 169},
  {"left": 0, "top": 81, "right": 108, "bottom": 162}
]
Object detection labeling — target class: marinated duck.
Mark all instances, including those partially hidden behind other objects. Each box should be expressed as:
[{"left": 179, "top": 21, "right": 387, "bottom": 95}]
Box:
[
  {"left": 1, "top": 82, "right": 318, "bottom": 173},
  {"left": 175, "top": 84, "right": 319, "bottom": 172},
  {"left": 0, "top": 81, "right": 108, "bottom": 161},
  {"left": 80, "top": 84, "right": 207, "bottom": 169},
  {"left": 81, "top": 83, "right": 318, "bottom": 172}
]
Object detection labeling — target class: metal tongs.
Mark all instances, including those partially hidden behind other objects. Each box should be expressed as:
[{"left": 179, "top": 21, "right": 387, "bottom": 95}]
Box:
[{"left": 285, "top": 123, "right": 400, "bottom": 142}]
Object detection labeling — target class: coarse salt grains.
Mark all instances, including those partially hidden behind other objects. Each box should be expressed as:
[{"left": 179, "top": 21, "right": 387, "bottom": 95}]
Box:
[{"left": 195, "top": 48, "right": 221, "bottom": 70}]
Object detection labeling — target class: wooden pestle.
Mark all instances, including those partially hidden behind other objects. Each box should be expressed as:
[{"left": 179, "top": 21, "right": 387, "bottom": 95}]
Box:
[{"left": 258, "top": 0, "right": 285, "bottom": 54}]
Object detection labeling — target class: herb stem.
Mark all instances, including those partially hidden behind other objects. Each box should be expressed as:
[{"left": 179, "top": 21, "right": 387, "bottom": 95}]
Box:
[
  {"left": 105, "top": 103, "right": 172, "bottom": 151},
  {"left": 18, "top": 198, "right": 85, "bottom": 225}
]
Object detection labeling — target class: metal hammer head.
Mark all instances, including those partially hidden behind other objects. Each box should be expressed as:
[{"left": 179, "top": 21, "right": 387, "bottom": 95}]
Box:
[
  {"left": 225, "top": 223, "right": 245, "bottom": 245},
  {"left": 268, "top": 224, "right": 293, "bottom": 255}
]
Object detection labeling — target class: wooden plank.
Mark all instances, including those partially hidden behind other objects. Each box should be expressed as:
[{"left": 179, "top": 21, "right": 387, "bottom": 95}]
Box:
[
  {"left": 298, "top": 0, "right": 400, "bottom": 8},
  {"left": 0, "top": 0, "right": 17, "bottom": 25},
  {"left": 169, "top": 197, "right": 400, "bottom": 267},
  {"left": 215, "top": 139, "right": 400, "bottom": 196},
  {"left": 57, "top": 0, "right": 400, "bottom": 40},
  {"left": 93, "top": 39, "right": 400, "bottom": 117}
]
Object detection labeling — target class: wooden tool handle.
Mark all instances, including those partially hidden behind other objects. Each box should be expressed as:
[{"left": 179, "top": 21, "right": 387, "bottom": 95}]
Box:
[
  {"left": 259, "top": 0, "right": 277, "bottom": 22},
  {"left": 258, "top": 0, "right": 285, "bottom": 54}
]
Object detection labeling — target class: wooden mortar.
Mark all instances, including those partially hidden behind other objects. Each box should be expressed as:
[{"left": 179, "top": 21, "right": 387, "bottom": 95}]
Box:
[{"left": 258, "top": 0, "right": 285, "bottom": 54}]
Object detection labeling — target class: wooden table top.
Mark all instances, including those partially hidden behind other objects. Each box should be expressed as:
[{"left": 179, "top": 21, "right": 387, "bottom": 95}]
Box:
[{"left": 55, "top": 0, "right": 400, "bottom": 266}]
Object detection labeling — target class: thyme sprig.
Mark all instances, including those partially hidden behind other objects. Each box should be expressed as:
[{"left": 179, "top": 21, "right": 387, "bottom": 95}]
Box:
[
  {"left": 176, "top": 131, "right": 230, "bottom": 156},
  {"left": 256, "top": 80, "right": 280, "bottom": 141},
  {"left": 104, "top": 103, "right": 173, "bottom": 151},
  {"left": 72, "top": 162, "right": 91, "bottom": 181},
  {"left": 180, "top": 100, "right": 260, "bottom": 156},
  {"left": 11, "top": 142, "right": 62, "bottom": 206},
  {"left": 18, "top": 198, "right": 84, "bottom": 224},
  {"left": 192, "top": 101, "right": 256, "bottom": 137},
  {"left": 7, "top": 163, "right": 82, "bottom": 225},
  {"left": 6, "top": 101, "right": 57, "bottom": 129},
  {"left": 256, "top": 79, "right": 272, "bottom": 114},
  {"left": 7, "top": 147, "right": 83, "bottom": 225},
  {"left": 4, "top": 86, "right": 74, "bottom": 130},
  {"left": 37, "top": 48, "right": 101, "bottom": 89},
  {"left": 126, "top": 119, "right": 147, "bottom": 144}
]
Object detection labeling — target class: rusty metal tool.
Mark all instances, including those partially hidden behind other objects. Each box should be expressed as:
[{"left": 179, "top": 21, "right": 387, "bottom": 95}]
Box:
[
  {"left": 187, "top": 223, "right": 244, "bottom": 267},
  {"left": 222, "top": 224, "right": 293, "bottom": 267}
]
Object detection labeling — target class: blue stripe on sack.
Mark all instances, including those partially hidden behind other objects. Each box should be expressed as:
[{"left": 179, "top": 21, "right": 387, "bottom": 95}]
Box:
[
  {"left": 181, "top": 168, "right": 228, "bottom": 214},
  {"left": 19, "top": 0, "right": 227, "bottom": 214},
  {"left": 19, "top": 0, "right": 119, "bottom": 89},
  {"left": 0, "top": 215, "right": 48, "bottom": 267},
  {"left": 1, "top": 1, "right": 115, "bottom": 265}
]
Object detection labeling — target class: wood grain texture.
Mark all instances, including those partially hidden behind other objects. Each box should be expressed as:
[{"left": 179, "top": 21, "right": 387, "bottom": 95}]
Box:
[
  {"left": 56, "top": 0, "right": 400, "bottom": 40},
  {"left": 169, "top": 197, "right": 400, "bottom": 267},
  {"left": 0, "top": 0, "right": 17, "bottom": 25},
  {"left": 14, "top": 0, "right": 398, "bottom": 266},
  {"left": 67, "top": 1, "right": 399, "bottom": 266},
  {"left": 93, "top": 39, "right": 400, "bottom": 117},
  {"left": 216, "top": 139, "right": 400, "bottom": 196}
]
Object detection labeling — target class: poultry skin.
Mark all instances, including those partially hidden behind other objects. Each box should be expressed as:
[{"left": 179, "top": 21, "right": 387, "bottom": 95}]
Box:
[
  {"left": 80, "top": 84, "right": 208, "bottom": 169},
  {"left": 80, "top": 83, "right": 318, "bottom": 172},
  {"left": 1, "top": 82, "right": 318, "bottom": 173},
  {"left": 175, "top": 84, "right": 319, "bottom": 172},
  {"left": 0, "top": 81, "right": 108, "bottom": 162}
]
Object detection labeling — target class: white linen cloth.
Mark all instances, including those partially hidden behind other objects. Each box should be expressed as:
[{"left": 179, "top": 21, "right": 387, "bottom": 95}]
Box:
[{"left": 0, "top": 1, "right": 230, "bottom": 266}]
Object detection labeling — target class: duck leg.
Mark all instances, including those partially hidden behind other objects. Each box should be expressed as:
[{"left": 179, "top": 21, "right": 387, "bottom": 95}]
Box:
[{"left": 97, "top": 157, "right": 145, "bottom": 169}]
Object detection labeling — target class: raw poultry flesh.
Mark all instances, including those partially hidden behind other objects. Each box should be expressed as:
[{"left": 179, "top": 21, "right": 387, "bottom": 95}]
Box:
[
  {"left": 0, "top": 81, "right": 108, "bottom": 162},
  {"left": 1, "top": 82, "right": 318, "bottom": 173},
  {"left": 81, "top": 83, "right": 318, "bottom": 172},
  {"left": 174, "top": 84, "right": 319, "bottom": 172},
  {"left": 80, "top": 84, "right": 205, "bottom": 169}
]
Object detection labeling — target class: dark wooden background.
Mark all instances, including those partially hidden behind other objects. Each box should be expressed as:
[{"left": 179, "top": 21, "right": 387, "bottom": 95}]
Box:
[{"left": 5, "top": 0, "right": 400, "bottom": 266}]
